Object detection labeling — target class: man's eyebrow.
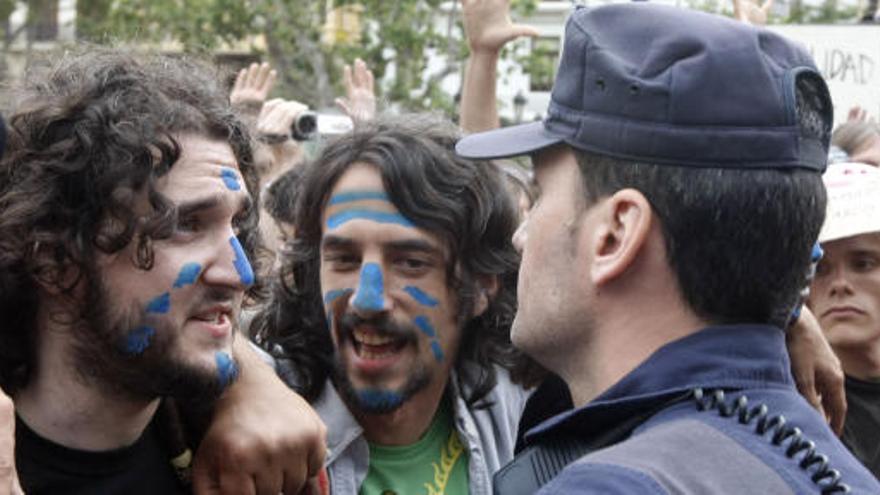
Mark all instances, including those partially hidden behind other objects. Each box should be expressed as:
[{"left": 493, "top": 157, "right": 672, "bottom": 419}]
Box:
[
  {"left": 321, "top": 234, "right": 358, "bottom": 250},
  {"left": 176, "top": 193, "right": 253, "bottom": 217},
  {"left": 385, "top": 239, "right": 443, "bottom": 257}
]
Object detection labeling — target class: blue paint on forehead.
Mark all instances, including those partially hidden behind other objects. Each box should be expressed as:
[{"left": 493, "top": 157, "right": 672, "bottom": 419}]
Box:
[
  {"left": 328, "top": 191, "right": 389, "bottom": 205},
  {"left": 404, "top": 286, "right": 439, "bottom": 308},
  {"left": 221, "top": 168, "right": 241, "bottom": 191},
  {"left": 357, "top": 389, "right": 405, "bottom": 411},
  {"left": 124, "top": 326, "right": 155, "bottom": 354},
  {"left": 215, "top": 351, "right": 239, "bottom": 388},
  {"left": 229, "top": 237, "right": 255, "bottom": 287},
  {"left": 326, "top": 210, "right": 415, "bottom": 229},
  {"left": 430, "top": 341, "right": 445, "bottom": 362},
  {"left": 173, "top": 263, "right": 202, "bottom": 288},
  {"left": 323, "top": 288, "right": 354, "bottom": 305},
  {"left": 145, "top": 292, "right": 170, "bottom": 314},
  {"left": 413, "top": 316, "right": 436, "bottom": 338},
  {"left": 352, "top": 263, "right": 384, "bottom": 311}
]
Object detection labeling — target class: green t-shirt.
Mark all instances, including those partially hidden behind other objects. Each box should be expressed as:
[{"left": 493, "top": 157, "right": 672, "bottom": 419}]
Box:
[{"left": 359, "top": 401, "right": 469, "bottom": 495}]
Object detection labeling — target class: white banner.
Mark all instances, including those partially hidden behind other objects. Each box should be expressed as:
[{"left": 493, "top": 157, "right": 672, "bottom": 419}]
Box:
[{"left": 769, "top": 25, "right": 880, "bottom": 126}]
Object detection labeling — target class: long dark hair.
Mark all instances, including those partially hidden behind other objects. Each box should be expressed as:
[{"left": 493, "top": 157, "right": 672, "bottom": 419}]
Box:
[
  {"left": 0, "top": 49, "right": 263, "bottom": 392},
  {"left": 253, "top": 114, "right": 540, "bottom": 404}
]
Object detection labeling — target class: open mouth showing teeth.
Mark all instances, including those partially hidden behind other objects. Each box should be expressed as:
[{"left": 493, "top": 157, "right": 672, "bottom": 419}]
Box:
[
  {"left": 352, "top": 328, "right": 406, "bottom": 359},
  {"left": 194, "top": 312, "right": 227, "bottom": 325}
]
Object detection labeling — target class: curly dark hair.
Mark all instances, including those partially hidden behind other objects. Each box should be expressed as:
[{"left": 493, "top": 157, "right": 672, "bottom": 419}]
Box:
[
  {"left": 0, "top": 49, "right": 263, "bottom": 392},
  {"left": 253, "top": 114, "right": 540, "bottom": 404}
]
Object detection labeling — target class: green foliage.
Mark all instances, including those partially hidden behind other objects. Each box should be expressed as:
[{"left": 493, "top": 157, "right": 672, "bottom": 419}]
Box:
[{"left": 73, "top": 0, "right": 479, "bottom": 115}]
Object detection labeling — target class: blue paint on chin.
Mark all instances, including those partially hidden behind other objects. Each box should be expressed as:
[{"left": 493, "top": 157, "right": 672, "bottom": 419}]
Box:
[
  {"left": 229, "top": 237, "right": 255, "bottom": 287},
  {"left": 413, "top": 316, "right": 436, "bottom": 338},
  {"left": 173, "top": 262, "right": 202, "bottom": 288},
  {"left": 357, "top": 389, "right": 405, "bottom": 411},
  {"left": 430, "top": 341, "right": 445, "bottom": 362},
  {"left": 404, "top": 286, "right": 439, "bottom": 308},
  {"left": 215, "top": 351, "right": 239, "bottom": 388},
  {"left": 323, "top": 288, "right": 354, "bottom": 305},
  {"left": 326, "top": 210, "right": 415, "bottom": 229},
  {"left": 145, "top": 292, "right": 171, "bottom": 314},
  {"left": 124, "top": 326, "right": 155, "bottom": 354},
  {"left": 328, "top": 191, "right": 389, "bottom": 205},
  {"left": 220, "top": 168, "right": 241, "bottom": 191},
  {"left": 352, "top": 263, "right": 384, "bottom": 311}
]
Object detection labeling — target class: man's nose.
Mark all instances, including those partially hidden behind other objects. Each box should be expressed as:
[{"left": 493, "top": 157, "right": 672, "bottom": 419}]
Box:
[
  {"left": 351, "top": 262, "right": 390, "bottom": 315},
  {"left": 201, "top": 235, "right": 255, "bottom": 290},
  {"left": 828, "top": 270, "right": 853, "bottom": 297}
]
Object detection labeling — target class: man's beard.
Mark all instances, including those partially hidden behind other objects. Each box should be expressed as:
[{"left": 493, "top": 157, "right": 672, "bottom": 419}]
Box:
[
  {"left": 70, "top": 275, "right": 238, "bottom": 409},
  {"left": 331, "top": 312, "right": 431, "bottom": 415}
]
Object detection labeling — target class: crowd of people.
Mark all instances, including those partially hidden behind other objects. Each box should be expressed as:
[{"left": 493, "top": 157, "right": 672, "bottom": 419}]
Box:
[{"left": 0, "top": 0, "right": 879, "bottom": 494}]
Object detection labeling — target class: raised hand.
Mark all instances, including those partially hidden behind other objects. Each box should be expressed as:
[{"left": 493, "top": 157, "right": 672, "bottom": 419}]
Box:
[
  {"left": 732, "top": 0, "right": 774, "bottom": 25},
  {"left": 230, "top": 62, "right": 277, "bottom": 107},
  {"left": 335, "top": 58, "right": 376, "bottom": 123},
  {"left": 462, "top": 0, "right": 539, "bottom": 54}
]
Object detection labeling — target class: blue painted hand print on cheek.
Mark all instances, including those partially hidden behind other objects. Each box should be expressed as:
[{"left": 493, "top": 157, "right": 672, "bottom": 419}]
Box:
[
  {"left": 173, "top": 263, "right": 202, "bottom": 288},
  {"left": 413, "top": 316, "right": 436, "bottom": 338},
  {"left": 323, "top": 288, "right": 354, "bottom": 305},
  {"left": 215, "top": 351, "right": 239, "bottom": 388},
  {"left": 220, "top": 168, "right": 241, "bottom": 191},
  {"left": 229, "top": 237, "right": 255, "bottom": 287},
  {"left": 145, "top": 293, "right": 170, "bottom": 314},
  {"left": 404, "top": 286, "right": 439, "bottom": 308},
  {"left": 430, "top": 341, "right": 445, "bottom": 362},
  {"left": 352, "top": 263, "right": 384, "bottom": 311},
  {"left": 124, "top": 326, "right": 155, "bottom": 354}
]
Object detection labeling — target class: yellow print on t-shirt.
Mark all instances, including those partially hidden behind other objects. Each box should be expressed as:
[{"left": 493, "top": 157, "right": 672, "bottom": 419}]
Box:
[{"left": 424, "top": 431, "right": 464, "bottom": 495}]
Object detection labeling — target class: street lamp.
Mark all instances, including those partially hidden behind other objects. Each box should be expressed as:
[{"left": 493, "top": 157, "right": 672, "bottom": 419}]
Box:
[{"left": 513, "top": 90, "right": 527, "bottom": 123}]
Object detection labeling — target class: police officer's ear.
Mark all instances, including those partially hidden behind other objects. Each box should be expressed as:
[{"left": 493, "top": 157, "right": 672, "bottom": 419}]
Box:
[
  {"left": 471, "top": 275, "right": 499, "bottom": 318},
  {"left": 587, "top": 188, "right": 653, "bottom": 287}
]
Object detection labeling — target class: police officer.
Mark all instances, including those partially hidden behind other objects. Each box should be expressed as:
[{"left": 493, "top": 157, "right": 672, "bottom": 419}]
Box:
[{"left": 458, "top": 3, "right": 880, "bottom": 492}]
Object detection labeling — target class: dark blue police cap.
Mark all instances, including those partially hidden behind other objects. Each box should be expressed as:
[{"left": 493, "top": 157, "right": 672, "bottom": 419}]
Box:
[{"left": 456, "top": 3, "right": 833, "bottom": 172}]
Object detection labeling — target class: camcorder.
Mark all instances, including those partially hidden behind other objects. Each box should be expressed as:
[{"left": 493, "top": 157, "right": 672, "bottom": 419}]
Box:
[{"left": 290, "top": 112, "right": 353, "bottom": 141}]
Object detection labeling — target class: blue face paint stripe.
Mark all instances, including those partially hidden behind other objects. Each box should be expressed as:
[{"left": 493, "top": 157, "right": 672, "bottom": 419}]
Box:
[
  {"left": 229, "top": 237, "right": 255, "bottom": 287},
  {"left": 328, "top": 191, "right": 390, "bottom": 205},
  {"left": 323, "top": 288, "right": 354, "bottom": 305},
  {"left": 413, "top": 316, "right": 436, "bottom": 338},
  {"left": 215, "top": 351, "right": 239, "bottom": 388},
  {"left": 124, "top": 326, "right": 155, "bottom": 354},
  {"left": 430, "top": 341, "right": 445, "bottom": 362},
  {"left": 326, "top": 210, "right": 415, "bottom": 229},
  {"left": 404, "top": 286, "right": 439, "bottom": 308},
  {"left": 352, "top": 263, "right": 384, "bottom": 311},
  {"left": 357, "top": 389, "right": 405, "bottom": 411},
  {"left": 145, "top": 292, "right": 171, "bottom": 314},
  {"left": 173, "top": 262, "right": 202, "bottom": 288},
  {"left": 220, "top": 168, "right": 241, "bottom": 191}
]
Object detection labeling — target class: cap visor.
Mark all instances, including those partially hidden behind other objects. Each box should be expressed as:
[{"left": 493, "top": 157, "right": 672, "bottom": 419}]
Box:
[{"left": 456, "top": 121, "right": 563, "bottom": 160}]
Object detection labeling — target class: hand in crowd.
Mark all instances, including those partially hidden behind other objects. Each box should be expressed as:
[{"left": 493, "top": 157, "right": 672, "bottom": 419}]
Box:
[
  {"left": 0, "top": 389, "right": 22, "bottom": 495},
  {"left": 732, "top": 0, "right": 774, "bottom": 25},
  {"left": 847, "top": 105, "right": 874, "bottom": 123},
  {"left": 257, "top": 98, "right": 310, "bottom": 139},
  {"left": 335, "top": 58, "right": 376, "bottom": 123},
  {"left": 230, "top": 62, "right": 277, "bottom": 108},
  {"left": 461, "top": 0, "right": 539, "bottom": 54},
  {"left": 787, "top": 306, "right": 847, "bottom": 435},
  {"left": 192, "top": 342, "right": 327, "bottom": 495}
]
